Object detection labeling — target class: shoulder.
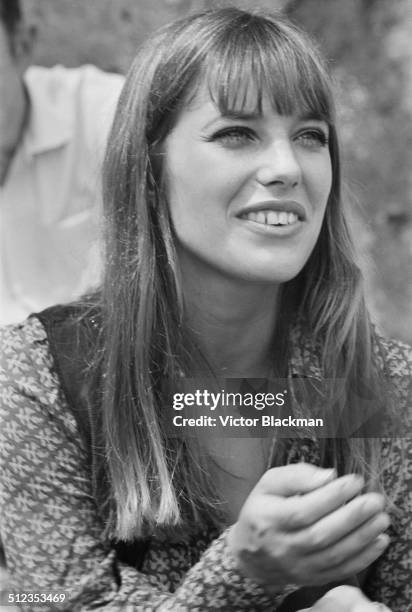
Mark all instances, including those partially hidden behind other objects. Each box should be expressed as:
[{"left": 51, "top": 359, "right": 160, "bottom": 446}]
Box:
[
  {"left": 372, "top": 328, "right": 412, "bottom": 415},
  {"left": 0, "top": 304, "right": 99, "bottom": 440},
  {"left": 24, "top": 65, "right": 123, "bottom": 144},
  {"left": 75, "top": 64, "right": 125, "bottom": 98},
  {"left": 374, "top": 331, "right": 412, "bottom": 521},
  {"left": 372, "top": 327, "right": 412, "bottom": 378},
  {"left": 25, "top": 64, "right": 124, "bottom": 101},
  {"left": 369, "top": 329, "right": 412, "bottom": 446},
  {"left": 0, "top": 316, "right": 82, "bottom": 448},
  {"left": 51, "top": 64, "right": 124, "bottom": 122},
  {"left": 0, "top": 303, "right": 99, "bottom": 370},
  {"left": 0, "top": 316, "right": 59, "bottom": 404}
]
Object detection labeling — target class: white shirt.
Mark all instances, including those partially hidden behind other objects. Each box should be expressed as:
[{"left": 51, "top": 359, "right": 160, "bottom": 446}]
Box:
[{"left": 0, "top": 65, "right": 124, "bottom": 324}]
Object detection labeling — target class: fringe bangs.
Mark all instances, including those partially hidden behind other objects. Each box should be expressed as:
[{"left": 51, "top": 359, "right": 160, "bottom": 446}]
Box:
[{"left": 201, "top": 17, "right": 333, "bottom": 122}]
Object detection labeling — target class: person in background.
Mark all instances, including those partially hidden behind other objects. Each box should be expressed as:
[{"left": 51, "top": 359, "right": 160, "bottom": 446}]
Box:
[{"left": 0, "top": 0, "right": 124, "bottom": 324}]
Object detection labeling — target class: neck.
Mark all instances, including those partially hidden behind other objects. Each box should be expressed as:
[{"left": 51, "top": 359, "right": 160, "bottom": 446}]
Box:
[{"left": 182, "top": 264, "right": 280, "bottom": 378}]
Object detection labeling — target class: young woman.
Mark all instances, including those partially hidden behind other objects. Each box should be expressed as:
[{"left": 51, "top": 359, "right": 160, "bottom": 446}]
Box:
[{"left": 0, "top": 7, "right": 410, "bottom": 611}]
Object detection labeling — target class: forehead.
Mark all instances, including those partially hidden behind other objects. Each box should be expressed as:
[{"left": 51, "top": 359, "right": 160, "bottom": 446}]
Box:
[
  {"left": 187, "top": 79, "right": 260, "bottom": 112},
  {"left": 181, "top": 53, "right": 331, "bottom": 125},
  {"left": 182, "top": 80, "right": 327, "bottom": 125}
]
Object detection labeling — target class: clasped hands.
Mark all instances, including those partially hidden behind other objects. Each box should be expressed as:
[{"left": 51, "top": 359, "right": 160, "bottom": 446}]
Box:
[{"left": 227, "top": 463, "right": 391, "bottom": 611}]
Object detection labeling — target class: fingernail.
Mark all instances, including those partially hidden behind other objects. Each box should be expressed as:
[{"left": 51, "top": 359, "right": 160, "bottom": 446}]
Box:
[
  {"left": 378, "top": 513, "right": 391, "bottom": 530},
  {"left": 371, "top": 603, "right": 389, "bottom": 611},
  {"left": 377, "top": 534, "right": 390, "bottom": 549},
  {"left": 364, "top": 495, "right": 385, "bottom": 513}
]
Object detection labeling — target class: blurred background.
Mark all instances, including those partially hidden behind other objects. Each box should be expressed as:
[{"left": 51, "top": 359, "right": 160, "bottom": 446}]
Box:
[{"left": 21, "top": 0, "right": 412, "bottom": 342}]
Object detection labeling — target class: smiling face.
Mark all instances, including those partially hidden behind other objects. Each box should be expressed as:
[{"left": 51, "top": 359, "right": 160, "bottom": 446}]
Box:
[{"left": 164, "top": 88, "right": 332, "bottom": 287}]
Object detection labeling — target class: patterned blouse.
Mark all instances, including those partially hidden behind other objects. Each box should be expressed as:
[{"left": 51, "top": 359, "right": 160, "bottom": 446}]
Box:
[{"left": 0, "top": 316, "right": 411, "bottom": 611}]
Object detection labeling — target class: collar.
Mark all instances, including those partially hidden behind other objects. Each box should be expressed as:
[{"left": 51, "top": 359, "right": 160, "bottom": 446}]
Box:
[{"left": 22, "top": 66, "right": 73, "bottom": 156}]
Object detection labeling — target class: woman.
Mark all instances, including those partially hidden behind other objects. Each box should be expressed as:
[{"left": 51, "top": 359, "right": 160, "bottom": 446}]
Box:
[{"left": 0, "top": 7, "right": 410, "bottom": 611}]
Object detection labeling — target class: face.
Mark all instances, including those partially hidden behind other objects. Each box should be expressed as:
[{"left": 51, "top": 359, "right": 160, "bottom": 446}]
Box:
[{"left": 164, "top": 86, "right": 332, "bottom": 287}]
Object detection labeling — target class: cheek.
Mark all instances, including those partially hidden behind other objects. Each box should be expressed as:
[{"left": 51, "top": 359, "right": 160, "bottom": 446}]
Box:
[
  {"left": 166, "top": 162, "right": 211, "bottom": 226},
  {"left": 306, "top": 157, "right": 333, "bottom": 213},
  {"left": 322, "top": 161, "right": 333, "bottom": 200},
  {"left": 165, "top": 160, "right": 219, "bottom": 247},
  {"left": 166, "top": 141, "right": 210, "bottom": 206},
  {"left": 165, "top": 150, "right": 238, "bottom": 227}
]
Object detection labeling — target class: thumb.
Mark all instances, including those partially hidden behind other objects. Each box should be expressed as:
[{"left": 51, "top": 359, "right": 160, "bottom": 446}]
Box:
[
  {"left": 258, "top": 463, "right": 336, "bottom": 497},
  {"left": 312, "top": 586, "right": 382, "bottom": 611}
]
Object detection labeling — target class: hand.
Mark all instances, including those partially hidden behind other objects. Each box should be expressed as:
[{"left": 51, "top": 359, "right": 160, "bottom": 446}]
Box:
[
  {"left": 227, "top": 463, "right": 390, "bottom": 587},
  {"left": 298, "top": 585, "right": 391, "bottom": 611}
]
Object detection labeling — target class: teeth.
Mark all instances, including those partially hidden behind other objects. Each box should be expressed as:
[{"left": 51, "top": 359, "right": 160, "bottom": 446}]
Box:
[
  {"left": 267, "top": 211, "right": 279, "bottom": 225},
  {"left": 243, "top": 210, "right": 299, "bottom": 226}
]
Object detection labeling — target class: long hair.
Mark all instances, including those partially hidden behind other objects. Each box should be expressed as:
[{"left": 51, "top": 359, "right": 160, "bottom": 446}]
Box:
[{"left": 94, "top": 7, "right": 390, "bottom": 540}]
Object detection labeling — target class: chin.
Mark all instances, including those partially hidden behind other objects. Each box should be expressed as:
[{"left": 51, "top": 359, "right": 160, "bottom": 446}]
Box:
[
  {"left": 221, "top": 267, "right": 302, "bottom": 286},
  {"left": 236, "top": 258, "right": 307, "bottom": 285}
]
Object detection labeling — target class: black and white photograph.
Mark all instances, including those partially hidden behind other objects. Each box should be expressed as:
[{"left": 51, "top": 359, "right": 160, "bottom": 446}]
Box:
[{"left": 0, "top": 1, "right": 411, "bottom": 610}]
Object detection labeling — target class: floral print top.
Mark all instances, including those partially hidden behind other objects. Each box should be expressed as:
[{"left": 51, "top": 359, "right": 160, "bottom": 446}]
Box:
[{"left": 0, "top": 316, "right": 411, "bottom": 611}]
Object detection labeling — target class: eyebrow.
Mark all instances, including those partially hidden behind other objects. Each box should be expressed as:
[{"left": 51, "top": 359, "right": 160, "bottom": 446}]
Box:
[
  {"left": 202, "top": 110, "right": 261, "bottom": 130},
  {"left": 218, "top": 111, "right": 327, "bottom": 122},
  {"left": 298, "top": 112, "right": 327, "bottom": 122},
  {"left": 203, "top": 110, "right": 328, "bottom": 131},
  {"left": 220, "top": 110, "right": 261, "bottom": 120}
]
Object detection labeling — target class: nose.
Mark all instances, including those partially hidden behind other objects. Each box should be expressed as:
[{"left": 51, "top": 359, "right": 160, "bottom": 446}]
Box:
[{"left": 255, "top": 140, "right": 301, "bottom": 189}]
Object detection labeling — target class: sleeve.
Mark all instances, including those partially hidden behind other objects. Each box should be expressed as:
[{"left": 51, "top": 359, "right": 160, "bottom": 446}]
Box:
[
  {"left": 362, "top": 336, "right": 412, "bottom": 611},
  {"left": 0, "top": 318, "right": 297, "bottom": 611}
]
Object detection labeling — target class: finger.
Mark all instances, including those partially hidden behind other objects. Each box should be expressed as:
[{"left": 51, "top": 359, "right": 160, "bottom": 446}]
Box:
[
  {"left": 309, "top": 585, "right": 370, "bottom": 611},
  {"left": 304, "top": 511, "right": 390, "bottom": 569},
  {"left": 258, "top": 464, "right": 337, "bottom": 497},
  {"left": 280, "top": 474, "right": 365, "bottom": 529},
  {"left": 297, "top": 493, "right": 387, "bottom": 551},
  {"left": 309, "top": 586, "right": 391, "bottom": 612},
  {"left": 310, "top": 596, "right": 388, "bottom": 612},
  {"left": 353, "top": 604, "right": 391, "bottom": 612},
  {"left": 313, "top": 533, "right": 390, "bottom": 585},
  {"left": 309, "top": 596, "right": 347, "bottom": 611}
]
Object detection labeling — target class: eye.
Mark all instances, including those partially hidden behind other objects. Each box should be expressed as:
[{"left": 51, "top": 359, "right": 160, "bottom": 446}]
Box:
[
  {"left": 206, "top": 126, "right": 256, "bottom": 148},
  {"left": 295, "top": 128, "right": 329, "bottom": 149}
]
